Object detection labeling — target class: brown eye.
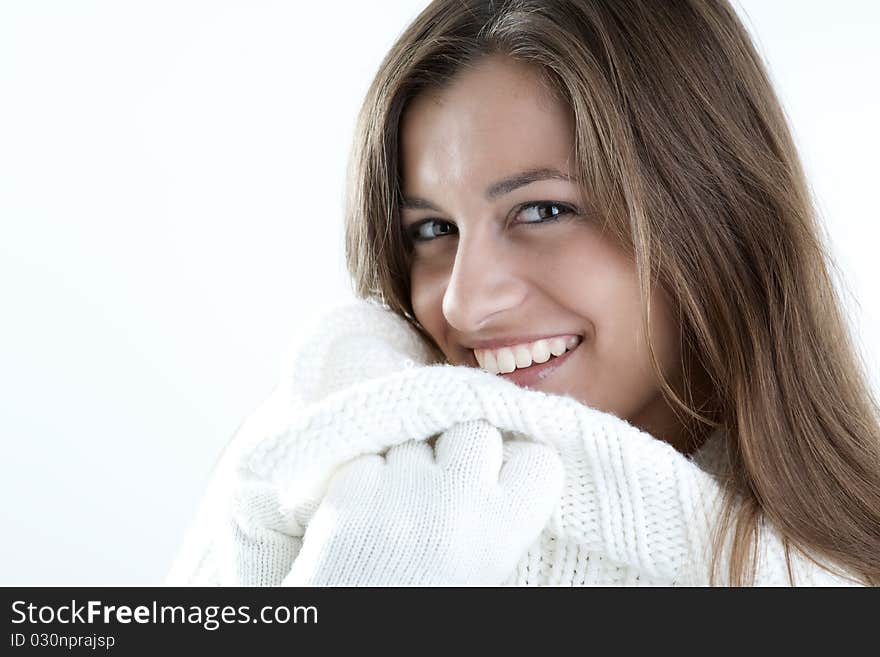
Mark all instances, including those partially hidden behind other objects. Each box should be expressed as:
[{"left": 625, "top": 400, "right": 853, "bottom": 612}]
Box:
[
  {"left": 516, "top": 201, "right": 576, "bottom": 224},
  {"left": 408, "top": 219, "right": 457, "bottom": 243}
]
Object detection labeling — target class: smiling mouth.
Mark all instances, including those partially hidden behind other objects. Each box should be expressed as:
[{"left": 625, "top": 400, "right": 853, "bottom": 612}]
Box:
[
  {"left": 471, "top": 335, "right": 583, "bottom": 375},
  {"left": 496, "top": 337, "right": 581, "bottom": 386}
]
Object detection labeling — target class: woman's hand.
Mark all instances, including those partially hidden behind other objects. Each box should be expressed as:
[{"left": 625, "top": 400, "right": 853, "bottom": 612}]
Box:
[
  {"left": 227, "top": 360, "right": 725, "bottom": 585},
  {"left": 282, "top": 419, "right": 564, "bottom": 586}
]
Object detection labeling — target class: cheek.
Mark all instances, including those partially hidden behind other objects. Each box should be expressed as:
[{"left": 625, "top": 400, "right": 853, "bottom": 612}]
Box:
[
  {"left": 588, "top": 274, "right": 682, "bottom": 408},
  {"left": 409, "top": 262, "right": 447, "bottom": 347},
  {"left": 547, "top": 234, "right": 641, "bottom": 328},
  {"left": 550, "top": 237, "right": 680, "bottom": 389}
]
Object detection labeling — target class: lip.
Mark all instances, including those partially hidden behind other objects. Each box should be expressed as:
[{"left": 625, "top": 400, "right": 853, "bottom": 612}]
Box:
[
  {"left": 496, "top": 338, "right": 581, "bottom": 389},
  {"left": 467, "top": 332, "right": 582, "bottom": 351}
]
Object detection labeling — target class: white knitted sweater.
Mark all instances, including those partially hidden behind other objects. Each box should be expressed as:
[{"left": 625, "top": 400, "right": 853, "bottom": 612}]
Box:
[{"left": 166, "top": 298, "right": 860, "bottom": 586}]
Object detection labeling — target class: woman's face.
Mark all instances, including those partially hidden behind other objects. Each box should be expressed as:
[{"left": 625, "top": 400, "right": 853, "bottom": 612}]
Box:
[{"left": 399, "top": 55, "right": 688, "bottom": 450}]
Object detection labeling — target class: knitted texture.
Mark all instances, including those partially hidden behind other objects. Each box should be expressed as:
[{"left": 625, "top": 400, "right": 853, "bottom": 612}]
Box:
[
  {"left": 165, "top": 298, "right": 862, "bottom": 586},
  {"left": 284, "top": 420, "right": 564, "bottom": 585}
]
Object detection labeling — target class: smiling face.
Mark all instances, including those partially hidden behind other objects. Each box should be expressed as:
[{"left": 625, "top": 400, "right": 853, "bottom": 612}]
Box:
[{"left": 399, "top": 55, "right": 691, "bottom": 451}]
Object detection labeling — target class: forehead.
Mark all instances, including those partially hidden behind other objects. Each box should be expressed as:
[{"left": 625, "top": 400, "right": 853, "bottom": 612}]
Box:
[{"left": 399, "top": 56, "right": 575, "bottom": 193}]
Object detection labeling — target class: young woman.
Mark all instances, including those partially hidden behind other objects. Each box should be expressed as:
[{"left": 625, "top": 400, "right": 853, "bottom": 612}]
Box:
[{"left": 167, "top": 0, "right": 880, "bottom": 586}]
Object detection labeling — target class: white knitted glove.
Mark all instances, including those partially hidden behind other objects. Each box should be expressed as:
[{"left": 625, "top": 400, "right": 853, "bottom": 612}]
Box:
[{"left": 282, "top": 420, "right": 564, "bottom": 586}]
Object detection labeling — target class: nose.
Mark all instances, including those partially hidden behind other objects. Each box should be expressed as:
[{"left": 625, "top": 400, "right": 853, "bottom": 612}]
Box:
[{"left": 441, "top": 226, "right": 527, "bottom": 333}]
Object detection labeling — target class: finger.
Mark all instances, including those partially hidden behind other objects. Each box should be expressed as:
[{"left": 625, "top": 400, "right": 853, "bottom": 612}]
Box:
[
  {"left": 322, "top": 453, "right": 386, "bottom": 499},
  {"left": 233, "top": 477, "right": 288, "bottom": 533},
  {"left": 497, "top": 441, "right": 564, "bottom": 529},
  {"left": 385, "top": 438, "right": 435, "bottom": 468},
  {"left": 434, "top": 419, "right": 503, "bottom": 483},
  {"left": 276, "top": 452, "right": 385, "bottom": 536}
]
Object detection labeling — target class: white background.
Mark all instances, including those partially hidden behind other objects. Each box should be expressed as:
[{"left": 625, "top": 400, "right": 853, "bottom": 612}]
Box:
[{"left": 1, "top": 1, "right": 877, "bottom": 585}]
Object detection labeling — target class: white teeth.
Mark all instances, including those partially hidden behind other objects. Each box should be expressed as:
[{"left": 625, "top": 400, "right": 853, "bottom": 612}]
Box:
[
  {"left": 548, "top": 337, "right": 567, "bottom": 357},
  {"left": 495, "top": 347, "right": 516, "bottom": 374},
  {"left": 532, "top": 339, "right": 551, "bottom": 364},
  {"left": 474, "top": 335, "right": 581, "bottom": 375},
  {"left": 483, "top": 349, "right": 498, "bottom": 373},
  {"left": 513, "top": 345, "right": 533, "bottom": 369}
]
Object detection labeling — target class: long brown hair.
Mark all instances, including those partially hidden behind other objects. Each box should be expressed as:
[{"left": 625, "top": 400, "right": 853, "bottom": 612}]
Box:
[{"left": 342, "top": 0, "right": 880, "bottom": 585}]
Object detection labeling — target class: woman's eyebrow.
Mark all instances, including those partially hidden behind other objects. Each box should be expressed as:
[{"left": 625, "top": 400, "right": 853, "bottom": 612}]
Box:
[
  {"left": 401, "top": 167, "right": 575, "bottom": 211},
  {"left": 400, "top": 196, "right": 440, "bottom": 211},
  {"left": 485, "top": 167, "right": 575, "bottom": 200}
]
